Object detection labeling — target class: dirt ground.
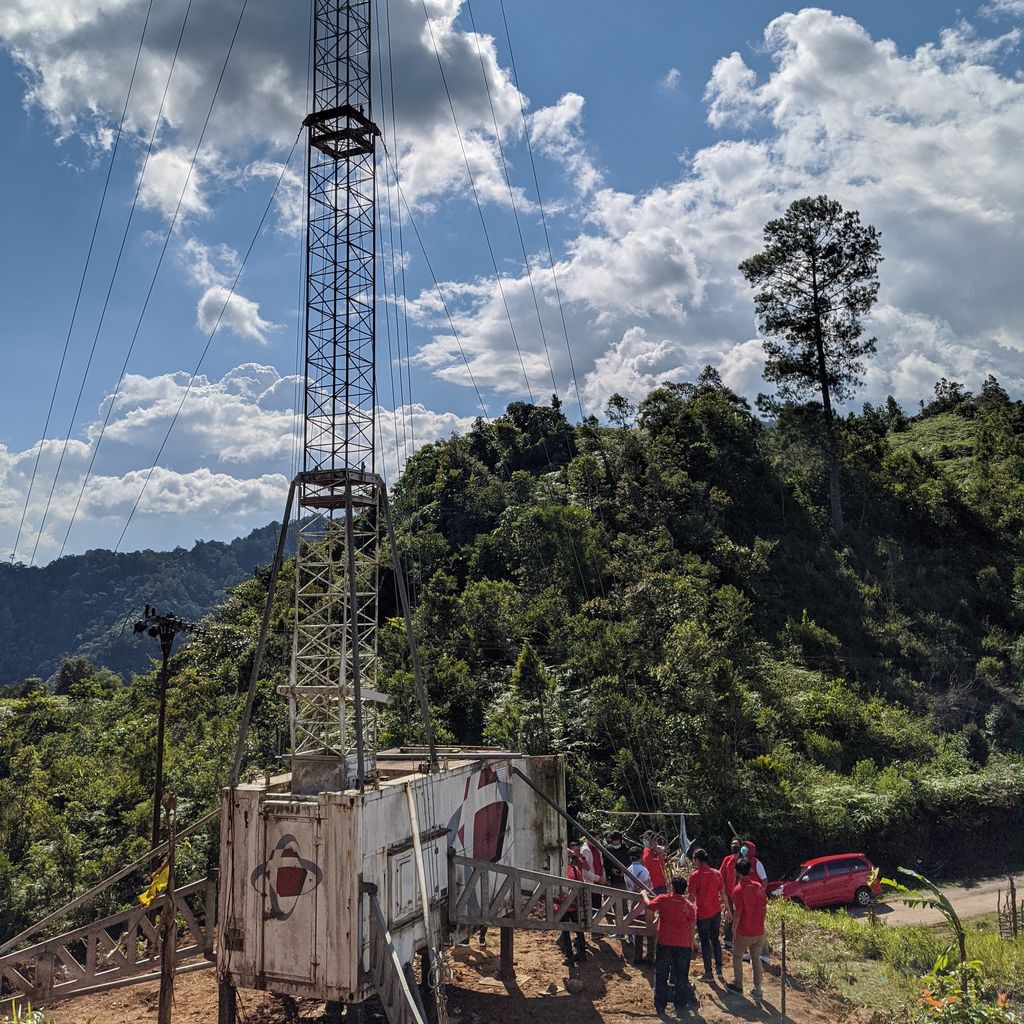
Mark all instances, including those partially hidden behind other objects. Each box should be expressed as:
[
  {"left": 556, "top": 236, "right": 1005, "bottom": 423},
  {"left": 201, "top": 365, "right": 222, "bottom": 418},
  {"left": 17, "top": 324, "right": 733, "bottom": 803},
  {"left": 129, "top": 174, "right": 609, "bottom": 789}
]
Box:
[
  {"left": 862, "top": 873, "right": 1023, "bottom": 928},
  {"left": 47, "top": 932, "right": 865, "bottom": 1024}
]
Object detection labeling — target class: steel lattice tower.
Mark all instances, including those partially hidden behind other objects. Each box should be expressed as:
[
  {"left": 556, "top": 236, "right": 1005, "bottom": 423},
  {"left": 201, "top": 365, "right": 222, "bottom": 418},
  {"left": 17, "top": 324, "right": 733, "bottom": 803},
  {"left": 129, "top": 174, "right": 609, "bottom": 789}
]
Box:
[{"left": 287, "top": 0, "right": 384, "bottom": 792}]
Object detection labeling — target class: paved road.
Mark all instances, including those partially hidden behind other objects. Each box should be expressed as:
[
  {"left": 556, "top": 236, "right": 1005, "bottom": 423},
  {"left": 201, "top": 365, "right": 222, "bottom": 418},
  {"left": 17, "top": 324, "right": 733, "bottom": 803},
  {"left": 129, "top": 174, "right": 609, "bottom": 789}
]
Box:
[{"left": 856, "top": 874, "right": 1023, "bottom": 927}]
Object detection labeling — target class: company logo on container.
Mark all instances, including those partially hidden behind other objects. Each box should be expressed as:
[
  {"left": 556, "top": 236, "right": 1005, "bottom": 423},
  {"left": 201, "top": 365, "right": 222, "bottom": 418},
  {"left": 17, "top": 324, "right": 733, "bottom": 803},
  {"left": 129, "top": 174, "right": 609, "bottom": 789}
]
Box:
[
  {"left": 448, "top": 763, "right": 511, "bottom": 863},
  {"left": 250, "top": 833, "right": 324, "bottom": 920}
]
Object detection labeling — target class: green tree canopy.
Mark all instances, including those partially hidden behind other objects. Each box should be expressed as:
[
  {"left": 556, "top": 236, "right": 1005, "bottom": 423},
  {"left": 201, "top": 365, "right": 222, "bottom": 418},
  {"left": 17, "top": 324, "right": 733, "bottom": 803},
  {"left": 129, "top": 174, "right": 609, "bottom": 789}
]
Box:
[{"left": 740, "top": 194, "right": 882, "bottom": 531}]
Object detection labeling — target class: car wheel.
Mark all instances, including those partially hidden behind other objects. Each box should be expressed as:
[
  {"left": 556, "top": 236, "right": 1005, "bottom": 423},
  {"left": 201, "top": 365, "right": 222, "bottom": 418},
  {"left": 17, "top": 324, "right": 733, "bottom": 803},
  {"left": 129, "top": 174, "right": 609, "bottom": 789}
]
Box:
[{"left": 853, "top": 886, "right": 872, "bottom": 908}]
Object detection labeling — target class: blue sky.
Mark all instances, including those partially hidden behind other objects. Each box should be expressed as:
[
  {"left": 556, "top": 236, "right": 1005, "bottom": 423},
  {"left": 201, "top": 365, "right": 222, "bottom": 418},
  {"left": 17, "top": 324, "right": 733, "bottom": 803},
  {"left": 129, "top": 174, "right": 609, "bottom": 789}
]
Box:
[{"left": 1, "top": 0, "right": 1023, "bottom": 562}]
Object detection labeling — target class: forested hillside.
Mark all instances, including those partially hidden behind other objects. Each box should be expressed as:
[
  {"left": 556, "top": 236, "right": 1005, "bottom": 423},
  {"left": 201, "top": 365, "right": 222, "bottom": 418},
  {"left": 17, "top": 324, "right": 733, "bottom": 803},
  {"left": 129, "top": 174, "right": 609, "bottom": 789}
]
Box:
[
  {"left": 0, "top": 522, "right": 289, "bottom": 684},
  {"left": 0, "top": 373, "right": 1021, "bottom": 941},
  {"left": 381, "top": 373, "right": 1024, "bottom": 868}
]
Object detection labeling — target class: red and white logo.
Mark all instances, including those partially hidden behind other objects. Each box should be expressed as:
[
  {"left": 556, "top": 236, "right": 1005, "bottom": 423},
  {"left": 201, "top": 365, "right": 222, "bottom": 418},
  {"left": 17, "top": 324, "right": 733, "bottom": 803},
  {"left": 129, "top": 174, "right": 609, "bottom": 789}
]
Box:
[
  {"left": 447, "top": 764, "right": 511, "bottom": 863},
  {"left": 250, "top": 833, "right": 323, "bottom": 920}
]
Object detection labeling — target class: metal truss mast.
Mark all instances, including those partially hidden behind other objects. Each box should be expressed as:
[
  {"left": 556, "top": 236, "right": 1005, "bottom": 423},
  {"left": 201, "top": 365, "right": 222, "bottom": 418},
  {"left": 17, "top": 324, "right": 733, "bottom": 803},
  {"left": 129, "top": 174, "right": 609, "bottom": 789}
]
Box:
[{"left": 286, "top": 0, "right": 384, "bottom": 792}]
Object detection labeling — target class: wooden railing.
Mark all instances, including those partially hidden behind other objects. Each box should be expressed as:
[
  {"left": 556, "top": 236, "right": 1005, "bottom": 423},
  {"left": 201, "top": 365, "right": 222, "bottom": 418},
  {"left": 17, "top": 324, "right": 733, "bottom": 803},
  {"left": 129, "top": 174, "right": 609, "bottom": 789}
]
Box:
[
  {"left": 0, "top": 878, "right": 214, "bottom": 1005},
  {"left": 448, "top": 855, "right": 648, "bottom": 934}
]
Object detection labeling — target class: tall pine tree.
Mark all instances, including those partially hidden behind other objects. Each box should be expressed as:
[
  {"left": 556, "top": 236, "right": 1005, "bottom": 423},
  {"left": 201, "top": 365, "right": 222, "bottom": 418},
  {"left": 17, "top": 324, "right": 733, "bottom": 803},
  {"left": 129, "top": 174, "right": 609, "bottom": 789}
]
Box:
[{"left": 740, "top": 195, "right": 882, "bottom": 532}]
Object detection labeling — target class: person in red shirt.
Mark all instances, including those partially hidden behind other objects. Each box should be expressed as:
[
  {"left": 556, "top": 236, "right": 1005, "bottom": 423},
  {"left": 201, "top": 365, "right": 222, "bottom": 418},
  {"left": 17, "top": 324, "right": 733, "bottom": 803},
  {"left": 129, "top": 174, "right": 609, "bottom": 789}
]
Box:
[
  {"left": 642, "top": 835, "right": 668, "bottom": 894},
  {"left": 719, "top": 838, "right": 741, "bottom": 949},
  {"left": 688, "top": 848, "right": 730, "bottom": 981},
  {"left": 728, "top": 857, "right": 768, "bottom": 998},
  {"left": 556, "top": 842, "right": 587, "bottom": 967},
  {"left": 641, "top": 876, "right": 697, "bottom": 1012}
]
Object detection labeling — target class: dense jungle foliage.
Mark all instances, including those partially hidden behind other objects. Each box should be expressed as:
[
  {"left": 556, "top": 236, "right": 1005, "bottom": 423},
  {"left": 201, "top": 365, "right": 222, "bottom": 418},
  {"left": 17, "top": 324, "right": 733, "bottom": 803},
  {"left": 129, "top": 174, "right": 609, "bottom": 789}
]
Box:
[
  {"left": 1, "top": 372, "right": 1021, "bottom": 943},
  {"left": 0, "top": 522, "right": 287, "bottom": 684}
]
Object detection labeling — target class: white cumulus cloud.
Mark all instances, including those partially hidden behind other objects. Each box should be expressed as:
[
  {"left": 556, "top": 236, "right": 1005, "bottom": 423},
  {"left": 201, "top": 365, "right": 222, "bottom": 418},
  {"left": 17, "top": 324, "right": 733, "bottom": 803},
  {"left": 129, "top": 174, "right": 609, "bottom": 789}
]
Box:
[
  {"left": 405, "top": 7, "right": 1024, "bottom": 416},
  {"left": 0, "top": 363, "right": 475, "bottom": 561}
]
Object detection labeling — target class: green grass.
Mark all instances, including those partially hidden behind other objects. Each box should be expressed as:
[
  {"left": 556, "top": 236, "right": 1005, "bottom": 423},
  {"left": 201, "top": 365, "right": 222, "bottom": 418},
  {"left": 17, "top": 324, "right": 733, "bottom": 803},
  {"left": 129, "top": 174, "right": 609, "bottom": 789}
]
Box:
[
  {"left": 766, "top": 901, "right": 1024, "bottom": 1015},
  {"left": 888, "top": 412, "right": 976, "bottom": 484}
]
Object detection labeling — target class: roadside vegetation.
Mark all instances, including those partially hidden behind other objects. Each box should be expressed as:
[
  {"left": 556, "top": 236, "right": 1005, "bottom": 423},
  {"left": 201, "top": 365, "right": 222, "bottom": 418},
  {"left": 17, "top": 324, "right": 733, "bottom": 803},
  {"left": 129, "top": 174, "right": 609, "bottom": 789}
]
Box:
[{"left": 771, "top": 897, "right": 1023, "bottom": 1020}]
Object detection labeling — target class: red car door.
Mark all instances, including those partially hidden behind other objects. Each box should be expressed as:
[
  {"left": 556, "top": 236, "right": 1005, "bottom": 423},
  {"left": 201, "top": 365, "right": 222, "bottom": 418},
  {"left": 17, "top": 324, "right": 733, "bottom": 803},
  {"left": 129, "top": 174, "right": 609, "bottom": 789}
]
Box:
[
  {"left": 822, "top": 858, "right": 853, "bottom": 904},
  {"left": 846, "top": 857, "right": 873, "bottom": 903},
  {"left": 797, "top": 863, "right": 829, "bottom": 907}
]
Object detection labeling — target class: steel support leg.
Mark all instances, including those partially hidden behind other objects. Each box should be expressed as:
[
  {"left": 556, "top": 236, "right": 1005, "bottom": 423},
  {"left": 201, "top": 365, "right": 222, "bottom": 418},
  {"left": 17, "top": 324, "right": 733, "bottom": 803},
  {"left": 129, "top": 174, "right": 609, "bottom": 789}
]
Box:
[
  {"left": 500, "top": 927, "right": 515, "bottom": 982},
  {"left": 218, "top": 980, "right": 237, "bottom": 1024}
]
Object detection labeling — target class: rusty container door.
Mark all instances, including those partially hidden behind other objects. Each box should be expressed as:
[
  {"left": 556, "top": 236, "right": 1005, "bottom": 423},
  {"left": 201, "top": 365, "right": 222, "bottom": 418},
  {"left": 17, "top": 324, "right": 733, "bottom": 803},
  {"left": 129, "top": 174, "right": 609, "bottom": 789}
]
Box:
[
  {"left": 255, "top": 801, "right": 322, "bottom": 985},
  {"left": 512, "top": 755, "right": 566, "bottom": 876},
  {"left": 317, "top": 790, "right": 360, "bottom": 999}
]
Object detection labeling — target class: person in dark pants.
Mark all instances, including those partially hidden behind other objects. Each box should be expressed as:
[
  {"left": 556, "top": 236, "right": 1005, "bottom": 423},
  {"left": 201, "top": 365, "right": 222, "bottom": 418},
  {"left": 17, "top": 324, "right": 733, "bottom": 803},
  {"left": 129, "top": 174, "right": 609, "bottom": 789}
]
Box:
[
  {"left": 688, "top": 848, "right": 730, "bottom": 981},
  {"left": 641, "top": 875, "right": 697, "bottom": 1014},
  {"left": 556, "top": 841, "right": 587, "bottom": 967}
]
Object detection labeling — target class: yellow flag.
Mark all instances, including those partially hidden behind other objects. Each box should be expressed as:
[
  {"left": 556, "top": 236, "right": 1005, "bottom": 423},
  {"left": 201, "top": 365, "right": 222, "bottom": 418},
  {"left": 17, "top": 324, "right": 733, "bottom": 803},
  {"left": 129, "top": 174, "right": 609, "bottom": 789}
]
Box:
[{"left": 138, "top": 861, "right": 169, "bottom": 907}]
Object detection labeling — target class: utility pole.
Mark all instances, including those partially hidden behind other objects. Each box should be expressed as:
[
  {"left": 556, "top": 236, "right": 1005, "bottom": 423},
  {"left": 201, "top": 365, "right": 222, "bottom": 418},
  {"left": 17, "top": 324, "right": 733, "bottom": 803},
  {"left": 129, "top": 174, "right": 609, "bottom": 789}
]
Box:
[
  {"left": 158, "top": 792, "right": 177, "bottom": 1024},
  {"left": 134, "top": 605, "right": 203, "bottom": 849}
]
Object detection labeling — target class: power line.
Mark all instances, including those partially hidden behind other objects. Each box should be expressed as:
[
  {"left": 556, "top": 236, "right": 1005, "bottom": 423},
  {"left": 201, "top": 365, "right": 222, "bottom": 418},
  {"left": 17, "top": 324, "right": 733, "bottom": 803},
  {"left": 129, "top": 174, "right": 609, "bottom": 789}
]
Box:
[
  {"left": 113, "top": 130, "right": 302, "bottom": 553},
  {"left": 59, "top": 0, "right": 252, "bottom": 560},
  {"left": 418, "top": 0, "right": 538, "bottom": 405},
  {"left": 28, "top": 0, "right": 197, "bottom": 566},
  {"left": 499, "top": 0, "right": 587, "bottom": 424},
  {"left": 465, "top": 0, "right": 559, "bottom": 399},
  {"left": 9, "top": 0, "right": 157, "bottom": 564}
]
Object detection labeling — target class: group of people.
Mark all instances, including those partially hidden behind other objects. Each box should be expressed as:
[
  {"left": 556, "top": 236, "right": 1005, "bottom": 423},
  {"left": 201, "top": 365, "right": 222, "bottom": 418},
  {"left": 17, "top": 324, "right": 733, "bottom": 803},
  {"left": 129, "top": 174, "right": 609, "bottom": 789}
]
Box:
[{"left": 560, "top": 833, "right": 770, "bottom": 1015}]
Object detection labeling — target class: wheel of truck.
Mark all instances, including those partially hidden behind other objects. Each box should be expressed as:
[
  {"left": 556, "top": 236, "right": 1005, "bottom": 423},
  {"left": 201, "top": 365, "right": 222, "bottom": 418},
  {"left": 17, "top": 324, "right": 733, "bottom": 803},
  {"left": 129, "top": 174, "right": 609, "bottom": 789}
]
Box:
[{"left": 854, "top": 886, "right": 872, "bottom": 908}]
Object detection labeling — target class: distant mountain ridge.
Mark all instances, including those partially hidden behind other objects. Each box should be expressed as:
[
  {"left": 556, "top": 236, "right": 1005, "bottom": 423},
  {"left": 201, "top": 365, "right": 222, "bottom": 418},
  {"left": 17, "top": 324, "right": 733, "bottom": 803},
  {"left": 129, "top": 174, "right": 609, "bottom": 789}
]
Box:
[{"left": 0, "top": 522, "right": 290, "bottom": 684}]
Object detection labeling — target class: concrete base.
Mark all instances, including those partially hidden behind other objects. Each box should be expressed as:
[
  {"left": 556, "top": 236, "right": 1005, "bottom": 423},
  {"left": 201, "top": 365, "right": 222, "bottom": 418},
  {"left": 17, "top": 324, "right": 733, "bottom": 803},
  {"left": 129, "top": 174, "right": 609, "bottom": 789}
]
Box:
[{"left": 290, "top": 754, "right": 348, "bottom": 796}]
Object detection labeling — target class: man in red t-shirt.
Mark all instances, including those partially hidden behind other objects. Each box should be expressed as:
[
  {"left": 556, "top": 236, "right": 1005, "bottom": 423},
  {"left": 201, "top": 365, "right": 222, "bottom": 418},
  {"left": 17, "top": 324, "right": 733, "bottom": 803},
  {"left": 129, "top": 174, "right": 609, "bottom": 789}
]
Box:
[
  {"left": 728, "top": 858, "right": 768, "bottom": 998},
  {"left": 642, "top": 876, "right": 697, "bottom": 1012},
  {"left": 642, "top": 836, "right": 668, "bottom": 894},
  {"left": 719, "top": 838, "right": 741, "bottom": 948},
  {"left": 688, "top": 848, "right": 730, "bottom": 980}
]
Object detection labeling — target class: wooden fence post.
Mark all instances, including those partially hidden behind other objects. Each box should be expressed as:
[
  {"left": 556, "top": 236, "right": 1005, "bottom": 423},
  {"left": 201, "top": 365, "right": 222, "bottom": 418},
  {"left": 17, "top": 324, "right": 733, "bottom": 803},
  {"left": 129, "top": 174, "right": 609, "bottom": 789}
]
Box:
[
  {"left": 780, "top": 917, "right": 787, "bottom": 1020},
  {"left": 499, "top": 927, "right": 515, "bottom": 982},
  {"left": 33, "top": 951, "right": 54, "bottom": 1004}
]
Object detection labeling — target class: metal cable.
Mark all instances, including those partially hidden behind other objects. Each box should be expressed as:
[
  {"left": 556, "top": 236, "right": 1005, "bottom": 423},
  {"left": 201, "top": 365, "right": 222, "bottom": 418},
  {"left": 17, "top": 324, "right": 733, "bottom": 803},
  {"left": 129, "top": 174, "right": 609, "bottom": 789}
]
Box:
[
  {"left": 9, "top": 0, "right": 156, "bottom": 563},
  {"left": 418, "top": 0, "right": 538, "bottom": 405},
  {"left": 58, "top": 0, "right": 252, "bottom": 559},
  {"left": 27, "top": 0, "right": 196, "bottom": 565},
  {"left": 498, "top": 0, "right": 588, "bottom": 424},
  {"left": 113, "top": 130, "right": 302, "bottom": 552}
]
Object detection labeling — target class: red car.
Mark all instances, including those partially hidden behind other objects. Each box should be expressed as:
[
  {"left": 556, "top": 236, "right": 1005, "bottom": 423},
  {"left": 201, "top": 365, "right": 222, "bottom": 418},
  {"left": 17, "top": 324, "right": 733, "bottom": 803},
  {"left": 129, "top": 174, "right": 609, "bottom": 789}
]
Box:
[{"left": 768, "top": 853, "right": 882, "bottom": 909}]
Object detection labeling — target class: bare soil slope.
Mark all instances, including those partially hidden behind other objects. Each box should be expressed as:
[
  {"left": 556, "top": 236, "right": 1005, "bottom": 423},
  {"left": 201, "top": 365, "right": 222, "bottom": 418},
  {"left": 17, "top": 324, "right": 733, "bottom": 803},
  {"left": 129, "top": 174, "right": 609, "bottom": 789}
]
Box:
[{"left": 48, "top": 931, "right": 865, "bottom": 1024}]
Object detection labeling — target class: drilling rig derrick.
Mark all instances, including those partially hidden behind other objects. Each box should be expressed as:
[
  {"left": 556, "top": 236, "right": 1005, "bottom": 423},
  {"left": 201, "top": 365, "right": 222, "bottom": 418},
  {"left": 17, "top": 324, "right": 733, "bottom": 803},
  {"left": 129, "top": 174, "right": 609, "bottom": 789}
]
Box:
[
  {"left": 215, "top": 4, "right": 568, "bottom": 1021},
  {"left": 287, "top": 0, "right": 383, "bottom": 796}
]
